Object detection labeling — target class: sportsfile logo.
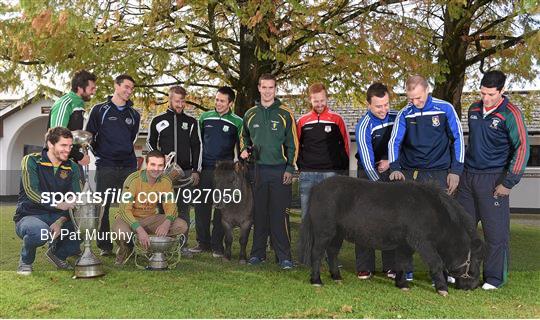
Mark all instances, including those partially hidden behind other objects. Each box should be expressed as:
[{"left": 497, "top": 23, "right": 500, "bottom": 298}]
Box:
[{"left": 41, "top": 188, "right": 242, "bottom": 207}]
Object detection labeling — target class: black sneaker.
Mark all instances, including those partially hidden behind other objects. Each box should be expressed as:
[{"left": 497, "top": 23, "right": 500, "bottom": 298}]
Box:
[{"left": 45, "top": 248, "right": 73, "bottom": 270}]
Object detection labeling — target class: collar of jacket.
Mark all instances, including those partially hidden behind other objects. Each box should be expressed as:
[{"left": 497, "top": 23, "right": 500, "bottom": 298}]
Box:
[
  {"left": 140, "top": 169, "right": 162, "bottom": 184},
  {"left": 106, "top": 95, "right": 134, "bottom": 108},
  {"left": 474, "top": 96, "right": 509, "bottom": 113},
  {"left": 256, "top": 98, "right": 282, "bottom": 110},
  {"left": 213, "top": 108, "right": 233, "bottom": 117}
]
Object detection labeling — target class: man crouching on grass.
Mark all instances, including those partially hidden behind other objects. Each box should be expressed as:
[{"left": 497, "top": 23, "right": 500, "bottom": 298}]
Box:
[
  {"left": 113, "top": 150, "right": 188, "bottom": 265},
  {"left": 14, "top": 127, "right": 82, "bottom": 275}
]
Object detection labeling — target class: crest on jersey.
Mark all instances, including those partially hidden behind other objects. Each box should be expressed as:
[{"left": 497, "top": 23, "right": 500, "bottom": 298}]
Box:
[
  {"left": 182, "top": 122, "right": 189, "bottom": 130},
  {"left": 431, "top": 115, "right": 440, "bottom": 127},
  {"left": 324, "top": 125, "right": 332, "bottom": 133},
  {"left": 223, "top": 125, "right": 229, "bottom": 132},
  {"left": 271, "top": 120, "right": 279, "bottom": 131},
  {"left": 125, "top": 118, "right": 133, "bottom": 125},
  {"left": 490, "top": 118, "right": 501, "bottom": 129},
  {"left": 59, "top": 170, "right": 68, "bottom": 180}
]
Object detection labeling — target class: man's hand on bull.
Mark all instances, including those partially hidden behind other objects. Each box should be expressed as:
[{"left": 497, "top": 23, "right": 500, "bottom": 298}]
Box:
[
  {"left": 136, "top": 227, "right": 150, "bottom": 250},
  {"left": 155, "top": 219, "right": 171, "bottom": 237},
  {"left": 389, "top": 171, "right": 405, "bottom": 181},
  {"left": 446, "top": 173, "right": 460, "bottom": 195},
  {"left": 493, "top": 184, "right": 511, "bottom": 198},
  {"left": 240, "top": 150, "right": 249, "bottom": 160},
  {"left": 78, "top": 154, "right": 90, "bottom": 166},
  {"left": 283, "top": 171, "right": 293, "bottom": 185},
  {"left": 191, "top": 172, "right": 200, "bottom": 186}
]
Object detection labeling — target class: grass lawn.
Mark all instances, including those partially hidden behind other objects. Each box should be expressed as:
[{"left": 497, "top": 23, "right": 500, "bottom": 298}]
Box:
[{"left": 0, "top": 205, "right": 539, "bottom": 318}]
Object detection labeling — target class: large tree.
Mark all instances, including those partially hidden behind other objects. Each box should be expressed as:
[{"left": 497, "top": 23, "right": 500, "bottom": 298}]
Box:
[{"left": 0, "top": 0, "right": 538, "bottom": 116}]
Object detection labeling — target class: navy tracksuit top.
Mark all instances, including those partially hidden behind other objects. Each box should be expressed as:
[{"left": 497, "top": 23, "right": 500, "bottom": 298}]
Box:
[
  {"left": 389, "top": 95, "right": 464, "bottom": 174},
  {"left": 355, "top": 110, "right": 397, "bottom": 181},
  {"left": 85, "top": 96, "right": 140, "bottom": 168}
]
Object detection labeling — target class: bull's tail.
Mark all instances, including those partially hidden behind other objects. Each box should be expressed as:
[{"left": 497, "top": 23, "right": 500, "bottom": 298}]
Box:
[{"left": 298, "top": 207, "right": 314, "bottom": 266}]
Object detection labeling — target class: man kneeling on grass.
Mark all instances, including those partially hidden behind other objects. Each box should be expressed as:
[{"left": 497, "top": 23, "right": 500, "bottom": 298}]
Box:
[
  {"left": 15, "top": 127, "right": 82, "bottom": 275},
  {"left": 113, "top": 150, "right": 188, "bottom": 265}
]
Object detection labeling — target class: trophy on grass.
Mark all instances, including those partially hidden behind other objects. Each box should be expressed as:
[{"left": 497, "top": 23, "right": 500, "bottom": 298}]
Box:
[
  {"left": 69, "top": 130, "right": 105, "bottom": 278},
  {"left": 133, "top": 234, "right": 186, "bottom": 270}
]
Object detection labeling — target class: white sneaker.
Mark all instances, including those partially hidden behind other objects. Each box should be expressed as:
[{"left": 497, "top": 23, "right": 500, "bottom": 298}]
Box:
[
  {"left": 447, "top": 276, "right": 456, "bottom": 284},
  {"left": 482, "top": 283, "right": 498, "bottom": 290}
]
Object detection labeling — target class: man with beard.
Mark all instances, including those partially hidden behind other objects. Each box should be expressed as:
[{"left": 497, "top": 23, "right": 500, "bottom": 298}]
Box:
[
  {"left": 147, "top": 86, "right": 202, "bottom": 257},
  {"left": 113, "top": 150, "right": 188, "bottom": 265},
  {"left": 15, "top": 127, "right": 82, "bottom": 275},
  {"left": 49, "top": 70, "right": 97, "bottom": 166},
  {"left": 86, "top": 74, "right": 140, "bottom": 256}
]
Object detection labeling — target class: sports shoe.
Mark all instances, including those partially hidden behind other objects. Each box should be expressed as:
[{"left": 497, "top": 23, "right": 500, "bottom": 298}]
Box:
[
  {"left": 115, "top": 246, "right": 133, "bottom": 265},
  {"left": 357, "top": 271, "right": 373, "bottom": 279},
  {"left": 482, "top": 283, "right": 498, "bottom": 290},
  {"left": 405, "top": 271, "right": 414, "bottom": 281},
  {"left": 447, "top": 276, "right": 456, "bottom": 284},
  {"left": 212, "top": 251, "right": 224, "bottom": 258},
  {"left": 188, "top": 243, "right": 210, "bottom": 254},
  {"left": 45, "top": 248, "right": 73, "bottom": 270},
  {"left": 386, "top": 270, "right": 396, "bottom": 279},
  {"left": 17, "top": 261, "right": 32, "bottom": 276},
  {"left": 248, "top": 256, "right": 265, "bottom": 265},
  {"left": 280, "top": 260, "right": 294, "bottom": 270},
  {"left": 99, "top": 249, "right": 113, "bottom": 256}
]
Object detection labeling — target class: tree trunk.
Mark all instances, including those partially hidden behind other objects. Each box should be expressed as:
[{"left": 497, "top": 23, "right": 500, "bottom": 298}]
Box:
[{"left": 432, "top": 5, "right": 473, "bottom": 118}]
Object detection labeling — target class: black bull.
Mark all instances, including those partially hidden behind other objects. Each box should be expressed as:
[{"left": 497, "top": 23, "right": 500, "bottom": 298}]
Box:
[{"left": 298, "top": 176, "right": 484, "bottom": 295}]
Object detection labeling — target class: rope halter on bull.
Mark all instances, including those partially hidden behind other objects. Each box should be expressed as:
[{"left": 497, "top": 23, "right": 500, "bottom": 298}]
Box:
[
  {"left": 163, "top": 152, "right": 194, "bottom": 188},
  {"left": 453, "top": 249, "right": 473, "bottom": 279}
]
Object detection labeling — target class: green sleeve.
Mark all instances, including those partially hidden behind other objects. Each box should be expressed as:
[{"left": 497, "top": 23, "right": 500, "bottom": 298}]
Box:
[
  {"left": 21, "top": 155, "right": 43, "bottom": 203},
  {"left": 503, "top": 107, "right": 530, "bottom": 188},
  {"left": 240, "top": 110, "right": 252, "bottom": 152},
  {"left": 49, "top": 97, "right": 73, "bottom": 128},
  {"left": 70, "top": 161, "right": 82, "bottom": 193},
  {"left": 284, "top": 111, "right": 298, "bottom": 173}
]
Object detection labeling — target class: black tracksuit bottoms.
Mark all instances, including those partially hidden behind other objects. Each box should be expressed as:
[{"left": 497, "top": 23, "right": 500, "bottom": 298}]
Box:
[{"left": 250, "top": 164, "right": 292, "bottom": 262}]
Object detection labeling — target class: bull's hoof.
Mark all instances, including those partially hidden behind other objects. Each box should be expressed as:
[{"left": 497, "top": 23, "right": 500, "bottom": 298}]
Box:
[
  {"left": 334, "top": 279, "right": 343, "bottom": 285},
  {"left": 437, "top": 290, "right": 449, "bottom": 297},
  {"left": 239, "top": 259, "right": 247, "bottom": 265},
  {"left": 400, "top": 287, "right": 410, "bottom": 291}
]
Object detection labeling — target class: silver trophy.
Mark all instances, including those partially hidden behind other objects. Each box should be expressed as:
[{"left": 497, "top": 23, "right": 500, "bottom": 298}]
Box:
[
  {"left": 69, "top": 130, "right": 105, "bottom": 278},
  {"left": 163, "top": 152, "right": 194, "bottom": 188},
  {"left": 133, "top": 235, "right": 185, "bottom": 270}
]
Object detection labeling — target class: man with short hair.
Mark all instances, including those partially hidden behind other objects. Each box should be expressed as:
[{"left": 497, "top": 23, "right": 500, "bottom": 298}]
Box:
[
  {"left": 389, "top": 75, "right": 464, "bottom": 192},
  {"left": 457, "top": 71, "right": 530, "bottom": 290},
  {"left": 86, "top": 74, "right": 140, "bottom": 256},
  {"left": 190, "top": 86, "right": 243, "bottom": 256},
  {"left": 49, "top": 69, "right": 97, "bottom": 166},
  {"left": 354, "top": 82, "right": 396, "bottom": 280},
  {"left": 147, "top": 85, "right": 202, "bottom": 257},
  {"left": 113, "top": 150, "right": 188, "bottom": 265},
  {"left": 296, "top": 82, "right": 349, "bottom": 219},
  {"left": 15, "top": 127, "right": 82, "bottom": 275},
  {"left": 240, "top": 73, "right": 298, "bottom": 270},
  {"left": 388, "top": 75, "right": 464, "bottom": 281}
]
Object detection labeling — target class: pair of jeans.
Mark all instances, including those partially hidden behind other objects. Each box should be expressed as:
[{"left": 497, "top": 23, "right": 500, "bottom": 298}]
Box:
[
  {"left": 15, "top": 213, "right": 81, "bottom": 265},
  {"left": 299, "top": 171, "right": 338, "bottom": 219}
]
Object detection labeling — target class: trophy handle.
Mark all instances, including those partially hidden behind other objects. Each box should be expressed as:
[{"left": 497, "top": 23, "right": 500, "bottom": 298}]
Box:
[{"left": 69, "top": 208, "right": 80, "bottom": 230}]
